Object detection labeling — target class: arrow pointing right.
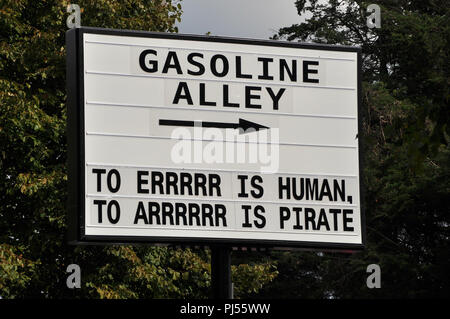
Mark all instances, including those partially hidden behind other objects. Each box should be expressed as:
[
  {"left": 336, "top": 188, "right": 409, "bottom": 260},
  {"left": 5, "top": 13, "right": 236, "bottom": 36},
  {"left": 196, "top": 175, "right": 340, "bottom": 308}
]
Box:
[{"left": 159, "top": 118, "right": 269, "bottom": 134}]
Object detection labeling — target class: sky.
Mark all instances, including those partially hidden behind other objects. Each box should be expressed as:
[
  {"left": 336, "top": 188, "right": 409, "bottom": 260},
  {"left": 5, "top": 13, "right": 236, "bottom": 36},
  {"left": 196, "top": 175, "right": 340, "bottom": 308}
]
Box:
[{"left": 176, "top": 0, "right": 304, "bottom": 40}]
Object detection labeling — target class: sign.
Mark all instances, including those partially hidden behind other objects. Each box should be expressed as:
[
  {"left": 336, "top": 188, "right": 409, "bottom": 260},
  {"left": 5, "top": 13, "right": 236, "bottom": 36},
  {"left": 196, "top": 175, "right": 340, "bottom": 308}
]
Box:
[{"left": 66, "top": 27, "right": 365, "bottom": 249}]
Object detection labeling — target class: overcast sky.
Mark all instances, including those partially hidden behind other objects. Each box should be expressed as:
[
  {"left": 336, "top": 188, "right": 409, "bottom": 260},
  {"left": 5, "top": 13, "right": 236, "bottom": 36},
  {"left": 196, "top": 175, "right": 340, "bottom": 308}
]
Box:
[{"left": 176, "top": 0, "right": 304, "bottom": 40}]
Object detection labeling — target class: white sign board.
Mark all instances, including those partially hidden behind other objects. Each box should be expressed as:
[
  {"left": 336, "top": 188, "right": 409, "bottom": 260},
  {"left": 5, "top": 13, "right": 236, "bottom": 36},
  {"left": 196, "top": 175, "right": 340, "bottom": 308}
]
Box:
[{"left": 67, "top": 28, "right": 364, "bottom": 249}]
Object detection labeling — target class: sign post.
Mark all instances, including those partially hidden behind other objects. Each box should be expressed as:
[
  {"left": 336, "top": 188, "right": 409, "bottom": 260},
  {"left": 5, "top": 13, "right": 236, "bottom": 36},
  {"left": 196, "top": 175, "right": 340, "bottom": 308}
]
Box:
[
  {"left": 66, "top": 27, "right": 364, "bottom": 297},
  {"left": 211, "top": 246, "right": 232, "bottom": 299}
]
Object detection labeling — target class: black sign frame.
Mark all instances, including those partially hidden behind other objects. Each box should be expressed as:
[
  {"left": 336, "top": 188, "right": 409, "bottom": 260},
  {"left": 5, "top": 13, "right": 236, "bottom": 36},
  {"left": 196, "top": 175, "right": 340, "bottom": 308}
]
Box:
[{"left": 66, "top": 27, "right": 365, "bottom": 250}]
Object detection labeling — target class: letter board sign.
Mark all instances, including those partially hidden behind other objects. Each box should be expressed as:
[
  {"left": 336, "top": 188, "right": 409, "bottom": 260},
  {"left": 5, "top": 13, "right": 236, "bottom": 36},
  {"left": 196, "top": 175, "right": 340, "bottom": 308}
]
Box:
[{"left": 66, "top": 27, "right": 365, "bottom": 249}]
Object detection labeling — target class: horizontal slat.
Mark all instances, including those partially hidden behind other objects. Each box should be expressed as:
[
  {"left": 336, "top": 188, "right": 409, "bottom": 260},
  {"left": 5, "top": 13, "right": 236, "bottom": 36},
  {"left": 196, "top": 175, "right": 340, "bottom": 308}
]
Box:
[
  {"left": 85, "top": 165, "right": 360, "bottom": 205},
  {"left": 84, "top": 73, "right": 358, "bottom": 117},
  {"left": 85, "top": 197, "right": 362, "bottom": 243},
  {"left": 83, "top": 34, "right": 357, "bottom": 89},
  {"left": 85, "top": 134, "right": 359, "bottom": 175},
  {"left": 85, "top": 103, "right": 358, "bottom": 147}
]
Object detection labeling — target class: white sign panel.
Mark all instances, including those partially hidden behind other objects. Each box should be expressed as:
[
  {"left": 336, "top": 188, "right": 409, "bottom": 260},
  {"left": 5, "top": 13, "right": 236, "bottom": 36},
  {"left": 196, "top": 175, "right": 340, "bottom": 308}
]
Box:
[{"left": 67, "top": 28, "right": 364, "bottom": 248}]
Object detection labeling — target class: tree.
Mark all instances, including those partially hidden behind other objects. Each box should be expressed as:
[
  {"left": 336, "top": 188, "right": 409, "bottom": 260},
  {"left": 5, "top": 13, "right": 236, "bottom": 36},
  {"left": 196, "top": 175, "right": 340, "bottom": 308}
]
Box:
[
  {"left": 274, "top": 0, "right": 449, "bottom": 164},
  {"left": 0, "top": 0, "right": 277, "bottom": 298},
  {"left": 252, "top": 0, "right": 449, "bottom": 298}
]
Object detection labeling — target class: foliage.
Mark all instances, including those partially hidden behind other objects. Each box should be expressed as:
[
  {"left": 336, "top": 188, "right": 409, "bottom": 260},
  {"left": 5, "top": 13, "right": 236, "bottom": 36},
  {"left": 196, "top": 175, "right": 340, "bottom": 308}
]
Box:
[
  {"left": 274, "top": 0, "right": 449, "bottom": 166},
  {"left": 252, "top": 0, "right": 450, "bottom": 299},
  {"left": 0, "top": 0, "right": 277, "bottom": 298},
  {"left": 0, "top": 244, "right": 36, "bottom": 298},
  {"left": 232, "top": 261, "right": 278, "bottom": 298},
  {"left": 83, "top": 246, "right": 212, "bottom": 299}
]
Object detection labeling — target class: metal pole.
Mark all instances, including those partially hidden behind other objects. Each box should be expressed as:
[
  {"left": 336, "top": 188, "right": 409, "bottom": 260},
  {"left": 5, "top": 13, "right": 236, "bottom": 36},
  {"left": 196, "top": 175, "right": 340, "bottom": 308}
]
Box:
[{"left": 211, "top": 246, "right": 232, "bottom": 299}]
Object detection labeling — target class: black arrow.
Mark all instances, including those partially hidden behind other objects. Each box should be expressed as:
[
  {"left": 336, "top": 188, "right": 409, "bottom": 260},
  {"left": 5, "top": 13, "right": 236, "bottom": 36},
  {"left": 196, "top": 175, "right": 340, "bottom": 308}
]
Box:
[{"left": 159, "top": 118, "right": 269, "bottom": 133}]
